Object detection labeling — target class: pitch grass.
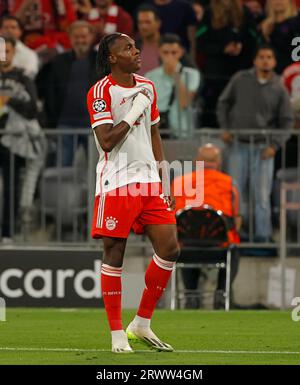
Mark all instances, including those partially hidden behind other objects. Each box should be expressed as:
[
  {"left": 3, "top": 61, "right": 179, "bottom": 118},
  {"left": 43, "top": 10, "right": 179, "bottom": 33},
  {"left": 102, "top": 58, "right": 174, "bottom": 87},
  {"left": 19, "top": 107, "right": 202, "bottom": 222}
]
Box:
[{"left": 0, "top": 308, "right": 299, "bottom": 365}]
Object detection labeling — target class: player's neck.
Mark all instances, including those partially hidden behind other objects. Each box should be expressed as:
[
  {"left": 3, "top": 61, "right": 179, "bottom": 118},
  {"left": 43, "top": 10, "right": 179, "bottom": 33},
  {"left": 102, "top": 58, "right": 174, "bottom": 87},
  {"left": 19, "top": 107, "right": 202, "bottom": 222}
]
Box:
[{"left": 110, "top": 70, "right": 136, "bottom": 87}]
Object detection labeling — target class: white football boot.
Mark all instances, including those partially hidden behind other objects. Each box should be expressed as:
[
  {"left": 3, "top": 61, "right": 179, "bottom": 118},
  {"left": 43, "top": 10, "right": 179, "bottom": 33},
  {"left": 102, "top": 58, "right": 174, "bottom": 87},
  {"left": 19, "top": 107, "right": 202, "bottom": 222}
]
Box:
[{"left": 126, "top": 321, "right": 173, "bottom": 352}]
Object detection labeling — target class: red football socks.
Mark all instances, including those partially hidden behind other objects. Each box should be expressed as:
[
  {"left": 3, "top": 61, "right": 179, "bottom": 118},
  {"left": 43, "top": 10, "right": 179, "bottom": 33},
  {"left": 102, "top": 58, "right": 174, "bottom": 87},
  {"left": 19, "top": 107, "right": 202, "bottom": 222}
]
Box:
[
  {"left": 101, "top": 264, "right": 123, "bottom": 331},
  {"left": 137, "top": 254, "right": 175, "bottom": 319},
  {"left": 101, "top": 255, "right": 175, "bottom": 330}
]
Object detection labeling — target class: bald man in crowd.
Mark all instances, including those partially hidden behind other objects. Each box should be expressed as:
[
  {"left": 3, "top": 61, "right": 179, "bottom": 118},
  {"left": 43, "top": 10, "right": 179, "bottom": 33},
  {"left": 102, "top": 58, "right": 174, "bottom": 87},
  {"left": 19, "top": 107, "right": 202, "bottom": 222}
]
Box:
[{"left": 172, "top": 143, "right": 241, "bottom": 309}]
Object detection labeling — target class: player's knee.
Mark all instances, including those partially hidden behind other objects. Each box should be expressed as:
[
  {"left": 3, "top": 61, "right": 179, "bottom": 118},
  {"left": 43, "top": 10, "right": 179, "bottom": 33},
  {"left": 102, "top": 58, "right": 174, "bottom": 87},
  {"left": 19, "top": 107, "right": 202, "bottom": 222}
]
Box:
[
  {"left": 103, "top": 254, "right": 123, "bottom": 267},
  {"left": 103, "top": 243, "right": 125, "bottom": 267},
  {"left": 160, "top": 242, "right": 180, "bottom": 262}
]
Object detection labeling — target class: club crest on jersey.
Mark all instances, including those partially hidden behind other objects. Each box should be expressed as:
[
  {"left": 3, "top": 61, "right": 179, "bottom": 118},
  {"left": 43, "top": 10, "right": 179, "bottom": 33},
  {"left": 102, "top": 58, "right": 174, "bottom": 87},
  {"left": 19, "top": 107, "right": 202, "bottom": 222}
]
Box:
[
  {"left": 105, "top": 216, "right": 118, "bottom": 231},
  {"left": 93, "top": 99, "right": 106, "bottom": 112}
]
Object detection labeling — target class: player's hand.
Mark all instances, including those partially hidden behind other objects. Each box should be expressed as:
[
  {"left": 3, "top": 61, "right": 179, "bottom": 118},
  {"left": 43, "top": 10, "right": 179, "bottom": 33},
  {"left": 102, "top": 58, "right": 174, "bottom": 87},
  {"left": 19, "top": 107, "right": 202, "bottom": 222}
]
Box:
[
  {"left": 161, "top": 191, "right": 176, "bottom": 211},
  {"left": 169, "top": 193, "right": 176, "bottom": 211},
  {"left": 132, "top": 89, "right": 151, "bottom": 111},
  {"left": 164, "top": 193, "right": 176, "bottom": 211},
  {"left": 124, "top": 91, "right": 152, "bottom": 128},
  {"left": 261, "top": 145, "right": 276, "bottom": 159}
]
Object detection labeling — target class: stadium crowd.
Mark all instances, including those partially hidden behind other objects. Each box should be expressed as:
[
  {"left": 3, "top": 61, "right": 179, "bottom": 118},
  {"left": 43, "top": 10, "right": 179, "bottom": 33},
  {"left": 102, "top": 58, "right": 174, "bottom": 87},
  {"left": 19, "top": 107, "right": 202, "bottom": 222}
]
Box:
[{"left": 0, "top": 0, "right": 300, "bottom": 246}]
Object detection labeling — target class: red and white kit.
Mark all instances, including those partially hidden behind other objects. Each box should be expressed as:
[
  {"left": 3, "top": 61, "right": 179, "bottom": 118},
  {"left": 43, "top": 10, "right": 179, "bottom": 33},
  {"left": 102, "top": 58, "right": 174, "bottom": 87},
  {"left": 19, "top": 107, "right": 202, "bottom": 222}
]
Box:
[{"left": 87, "top": 73, "right": 176, "bottom": 238}]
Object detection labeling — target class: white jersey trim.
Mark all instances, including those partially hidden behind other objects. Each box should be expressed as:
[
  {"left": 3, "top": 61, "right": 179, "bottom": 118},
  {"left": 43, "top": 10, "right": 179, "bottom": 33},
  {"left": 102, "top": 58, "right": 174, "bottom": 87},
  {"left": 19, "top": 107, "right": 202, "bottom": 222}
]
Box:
[
  {"left": 93, "top": 111, "right": 112, "bottom": 120},
  {"left": 96, "top": 193, "right": 106, "bottom": 228},
  {"left": 93, "top": 76, "right": 108, "bottom": 98},
  {"left": 151, "top": 116, "right": 160, "bottom": 126},
  {"left": 92, "top": 119, "right": 114, "bottom": 129}
]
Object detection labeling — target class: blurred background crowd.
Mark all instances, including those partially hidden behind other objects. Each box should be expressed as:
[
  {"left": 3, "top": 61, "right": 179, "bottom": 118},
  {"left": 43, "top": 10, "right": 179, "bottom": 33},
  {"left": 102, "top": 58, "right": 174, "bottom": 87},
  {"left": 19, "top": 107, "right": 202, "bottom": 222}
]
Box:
[{"left": 0, "top": 0, "right": 300, "bottom": 248}]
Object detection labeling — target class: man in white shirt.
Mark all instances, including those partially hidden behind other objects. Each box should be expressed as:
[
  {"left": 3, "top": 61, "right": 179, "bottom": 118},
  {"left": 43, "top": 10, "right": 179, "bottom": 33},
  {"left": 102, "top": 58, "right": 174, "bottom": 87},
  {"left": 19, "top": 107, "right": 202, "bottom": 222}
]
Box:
[{"left": 0, "top": 15, "right": 39, "bottom": 79}]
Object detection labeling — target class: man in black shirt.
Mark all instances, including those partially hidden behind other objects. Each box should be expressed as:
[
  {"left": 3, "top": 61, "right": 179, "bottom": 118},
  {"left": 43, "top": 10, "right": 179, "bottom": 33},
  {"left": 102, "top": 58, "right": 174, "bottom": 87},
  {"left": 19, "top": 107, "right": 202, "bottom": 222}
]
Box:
[{"left": 43, "top": 20, "right": 98, "bottom": 166}]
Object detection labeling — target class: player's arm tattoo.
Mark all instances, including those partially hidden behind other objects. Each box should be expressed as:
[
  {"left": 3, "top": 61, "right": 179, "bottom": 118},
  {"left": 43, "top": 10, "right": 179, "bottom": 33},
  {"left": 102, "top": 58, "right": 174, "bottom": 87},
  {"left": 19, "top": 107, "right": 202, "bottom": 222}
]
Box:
[{"left": 93, "top": 122, "right": 131, "bottom": 152}]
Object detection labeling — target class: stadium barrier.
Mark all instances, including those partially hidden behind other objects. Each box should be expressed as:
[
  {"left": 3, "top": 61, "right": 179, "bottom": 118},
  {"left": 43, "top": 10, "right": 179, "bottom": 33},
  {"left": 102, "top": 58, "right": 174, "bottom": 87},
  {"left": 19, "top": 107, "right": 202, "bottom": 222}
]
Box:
[{"left": 0, "top": 127, "right": 299, "bottom": 250}]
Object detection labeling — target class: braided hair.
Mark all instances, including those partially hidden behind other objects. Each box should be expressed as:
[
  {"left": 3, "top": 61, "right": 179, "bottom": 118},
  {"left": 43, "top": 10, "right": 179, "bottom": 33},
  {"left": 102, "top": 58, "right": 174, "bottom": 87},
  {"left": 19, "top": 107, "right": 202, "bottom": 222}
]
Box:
[{"left": 97, "top": 33, "right": 124, "bottom": 79}]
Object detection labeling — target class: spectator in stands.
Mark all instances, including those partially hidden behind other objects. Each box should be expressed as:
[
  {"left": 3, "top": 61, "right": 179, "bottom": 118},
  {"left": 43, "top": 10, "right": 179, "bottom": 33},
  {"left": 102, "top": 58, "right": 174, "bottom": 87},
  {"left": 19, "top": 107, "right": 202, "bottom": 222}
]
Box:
[
  {"left": 136, "top": 4, "right": 161, "bottom": 76},
  {"left": 217, "top": 45, "right": 294, "bottom": 242},
  {"left": 136, "top": 4, "right": 197, "bottom": 76},
  {"left": 145, "top": 0, "right": 198, "bottom": 60},
  {"left": 83, "top": 0, "right": 133, "bottom": 42},
  {"left": 243, "top": 0, "right": 266, "bottom": 24},
  {"left": 0, "top": 36, "right": 43, "bottom": 241},
  {"left": 72, "top": 0, "right": 93, "bottom": 19},
  {"left": 12, "top": 0, "right": 77, "bottom": 61},
  {"left": 0, "top": 15, "right": 39, "bottom": 78},
  {"left": 196, "top": 0, "right": 259, "bottom": 127},
  {"left": 43, "top": 20, "right": 97, "bottom": 166},
  {"left": 0, "top": 1, "right": 15, "bottom": 16},
  {"left": 114, "top": 0, "right": 136, "bottom": 14},
  {"left": 146, "top": 34, "right": 201, "bottom": 138},
  {"left": 259, "top": 0, "right": 300, "bottom": 73},
  {"left": 192, "top": 0, "right": 205, "bottom": 23},
  {"left": 172, "top": 143, "right": 241, "bottom": 309}
]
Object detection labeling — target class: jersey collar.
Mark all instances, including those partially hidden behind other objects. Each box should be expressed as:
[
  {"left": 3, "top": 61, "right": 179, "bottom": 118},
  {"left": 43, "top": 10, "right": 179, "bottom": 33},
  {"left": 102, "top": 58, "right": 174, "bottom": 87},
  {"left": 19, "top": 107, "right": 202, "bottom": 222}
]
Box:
[{"left": 108, "top": 73, "right": 137, "bottom": 88}]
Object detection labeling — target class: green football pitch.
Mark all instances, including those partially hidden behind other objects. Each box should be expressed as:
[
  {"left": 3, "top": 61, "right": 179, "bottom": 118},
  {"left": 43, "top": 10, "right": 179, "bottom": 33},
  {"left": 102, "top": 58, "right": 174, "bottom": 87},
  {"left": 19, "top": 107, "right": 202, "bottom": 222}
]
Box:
[{"left": 0, "top": 308, "right": 299, "bottom": 365}]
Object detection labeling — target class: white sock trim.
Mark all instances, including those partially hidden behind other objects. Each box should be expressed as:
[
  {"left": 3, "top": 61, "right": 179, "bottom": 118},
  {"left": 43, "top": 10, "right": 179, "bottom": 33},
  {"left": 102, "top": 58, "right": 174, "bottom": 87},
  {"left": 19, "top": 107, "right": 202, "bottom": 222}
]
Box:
[
  {"left": 111, "top": 330, "right": 126, "bottom": 336},
  {"left": 111, "top": 330, "right": 127, "bottom": 343},
  {"left": 133, "top": 315, "right": 151, "bottom": 328},
  {"left": 153, "top": 253, "right": 175, "bottom": 271},
  {"left": 101, "top": 263, "right": 122, "bottom": 277}
]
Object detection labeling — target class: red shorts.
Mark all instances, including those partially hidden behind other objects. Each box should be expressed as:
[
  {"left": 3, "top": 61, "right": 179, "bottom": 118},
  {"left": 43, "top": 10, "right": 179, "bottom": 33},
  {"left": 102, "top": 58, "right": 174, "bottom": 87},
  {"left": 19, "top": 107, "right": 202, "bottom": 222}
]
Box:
[{"left": 91, "top": 182, "right": 176, "bottom": 239}]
